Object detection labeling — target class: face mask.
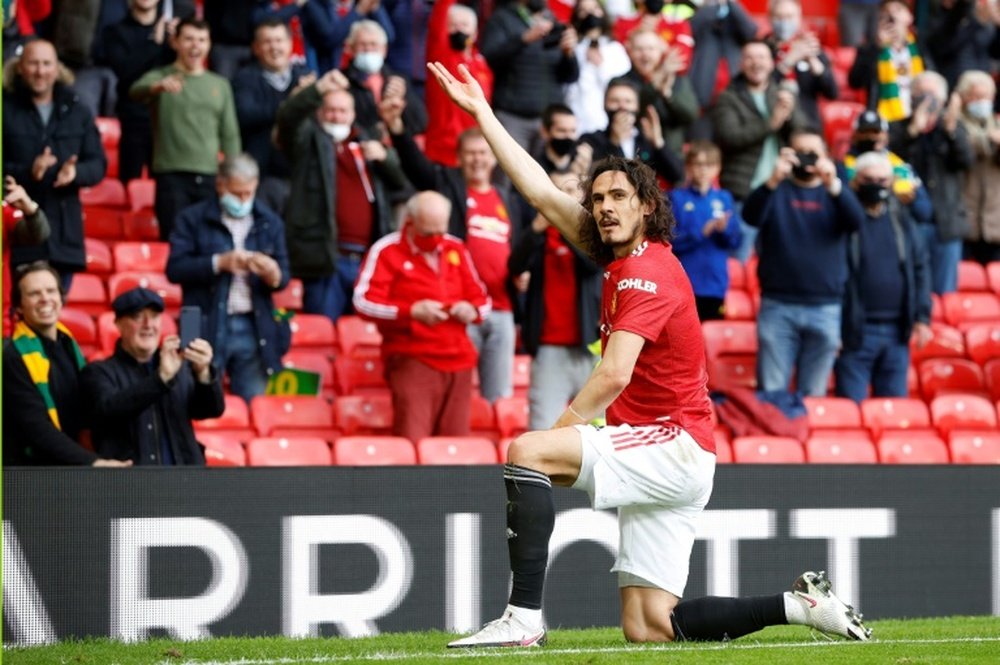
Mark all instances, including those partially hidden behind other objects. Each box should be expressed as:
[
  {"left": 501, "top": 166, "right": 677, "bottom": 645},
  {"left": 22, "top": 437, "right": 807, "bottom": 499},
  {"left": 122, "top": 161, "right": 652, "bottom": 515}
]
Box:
[
  {"left": 220, "top": 192, "right": 253, "bottom": 218},
  {"left": 577, "top": 13, "right": 603, "bottom": 34},
  {"left": 644, "top": 0, "right": 665, "bottom": 14},
  {"left": 772, "top": 19, "right": 799, "bottom": 42},
  {"left": 322, "top": 122, "right": 351, "bottom": 142},
  {"left": 549, "top": 137, "right": 576, "bottom": 156},
  {"left": 448, "top": 31, "right": 470, "bottom": 52},
  {"left": 856, "top": 182, "right": 890, "bottom": 206},
  {"left": 605, "top": 107, "right": 636, "bottom": 124},
  {"left": 966, "top": 99, "right": 994, "bottom": 120},
  {"left": 791, "top": 151, "right": 818, "bottom": 181},
  {"left": 854, "top": 139, "right": 879, "bottom": 154},
  {"left": 412, "top": 232, "right": 444, "bottom": 253},
  {"left": 527, "top": 0, "right": 546, "bottom": 13},
  {"left": 353, "top": 51, "right": 384, "bottom": 74}
]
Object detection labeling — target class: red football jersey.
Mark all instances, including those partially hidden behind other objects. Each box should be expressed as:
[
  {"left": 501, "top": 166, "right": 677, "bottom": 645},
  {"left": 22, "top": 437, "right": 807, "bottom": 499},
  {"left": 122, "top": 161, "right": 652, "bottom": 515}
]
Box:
[{"left": 600, "top": 240, "right": 714, "bottom": 452}]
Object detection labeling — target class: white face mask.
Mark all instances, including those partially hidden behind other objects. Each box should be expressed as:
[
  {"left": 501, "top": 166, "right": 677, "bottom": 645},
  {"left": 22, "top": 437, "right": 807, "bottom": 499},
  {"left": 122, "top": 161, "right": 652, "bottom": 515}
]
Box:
[
  {"left": 966, "top": 99, "right": 994, "bottom": 121},
  {"left": 353, "top": 51, "right": 384, "bottom": 74},
  {"left": 322, "top": 122, "right": 351, "bottom": 142},
  {"left": 772, "top": 18, "right": 799, "bottom": 42}
]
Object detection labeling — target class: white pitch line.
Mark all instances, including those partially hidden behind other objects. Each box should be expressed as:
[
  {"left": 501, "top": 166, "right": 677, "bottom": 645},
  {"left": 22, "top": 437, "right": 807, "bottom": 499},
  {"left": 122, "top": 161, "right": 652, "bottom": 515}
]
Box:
[{"left": 158, "top": 636, "right": 1000, "bottom": 665}]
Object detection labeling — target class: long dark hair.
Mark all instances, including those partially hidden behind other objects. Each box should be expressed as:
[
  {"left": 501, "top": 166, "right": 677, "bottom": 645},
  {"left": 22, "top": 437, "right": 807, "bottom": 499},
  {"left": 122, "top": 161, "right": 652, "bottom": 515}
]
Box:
[{"left": 578, "top": 156, "right": 674, "bottom": 265}]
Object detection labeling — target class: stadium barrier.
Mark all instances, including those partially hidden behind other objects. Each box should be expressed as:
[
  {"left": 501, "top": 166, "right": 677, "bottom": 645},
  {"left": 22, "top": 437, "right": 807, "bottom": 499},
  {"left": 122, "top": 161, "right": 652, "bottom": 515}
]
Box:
[{"left": 4, "top": 465, "right": 999, "bottom": 644}]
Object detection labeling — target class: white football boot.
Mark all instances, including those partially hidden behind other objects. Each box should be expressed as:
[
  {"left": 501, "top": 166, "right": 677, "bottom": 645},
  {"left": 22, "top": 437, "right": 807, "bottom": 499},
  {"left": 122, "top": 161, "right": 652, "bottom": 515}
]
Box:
[
  {"left": 792, "top": 570, "right": 872, "bottom": 641},
  {"left": 447, "top": 607, "right": 547, "bottom": 649}
]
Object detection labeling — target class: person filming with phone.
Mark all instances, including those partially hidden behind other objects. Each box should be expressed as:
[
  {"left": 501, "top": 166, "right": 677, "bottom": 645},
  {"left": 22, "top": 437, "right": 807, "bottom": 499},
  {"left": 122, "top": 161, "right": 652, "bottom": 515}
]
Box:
[{"left": 81, "top": 287, "right": 224, "bottom": 466}]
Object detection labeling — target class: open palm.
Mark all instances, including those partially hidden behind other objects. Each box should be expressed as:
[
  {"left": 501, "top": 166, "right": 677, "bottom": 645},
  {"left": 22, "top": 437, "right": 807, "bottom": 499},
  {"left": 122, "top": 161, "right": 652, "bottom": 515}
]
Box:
[{"left": 427, "top": 62, "right": 488, "bottom": 116}]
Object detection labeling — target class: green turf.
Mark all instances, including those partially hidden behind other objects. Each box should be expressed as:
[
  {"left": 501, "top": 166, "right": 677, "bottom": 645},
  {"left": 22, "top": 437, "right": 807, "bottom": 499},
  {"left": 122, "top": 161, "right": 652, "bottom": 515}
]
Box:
[{"left": 5, "top": 616, "right": 1000, "bottom": 664}]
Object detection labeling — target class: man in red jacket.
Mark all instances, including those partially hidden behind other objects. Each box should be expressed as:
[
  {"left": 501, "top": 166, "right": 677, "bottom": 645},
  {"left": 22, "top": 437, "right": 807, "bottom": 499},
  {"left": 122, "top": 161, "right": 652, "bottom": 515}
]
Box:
[{"left": 353, "top": 190, "right": 491, "bottom": 442}]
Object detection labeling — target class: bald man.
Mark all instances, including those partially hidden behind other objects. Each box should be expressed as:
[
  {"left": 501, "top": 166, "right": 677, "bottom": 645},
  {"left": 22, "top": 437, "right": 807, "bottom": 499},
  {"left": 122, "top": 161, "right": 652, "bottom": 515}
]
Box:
[
  {"left": 3, "top": 39, "right": 108, "bottom": 289},
  {"left": 354, "top": 191, "right": 491, "bottom": 442}
]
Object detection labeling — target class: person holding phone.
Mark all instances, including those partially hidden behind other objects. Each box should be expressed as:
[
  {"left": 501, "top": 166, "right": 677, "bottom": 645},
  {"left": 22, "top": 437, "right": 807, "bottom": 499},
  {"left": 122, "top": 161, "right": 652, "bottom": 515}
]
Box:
[{"left": 80, "top": 287, "right": 224, "bottom": 466}]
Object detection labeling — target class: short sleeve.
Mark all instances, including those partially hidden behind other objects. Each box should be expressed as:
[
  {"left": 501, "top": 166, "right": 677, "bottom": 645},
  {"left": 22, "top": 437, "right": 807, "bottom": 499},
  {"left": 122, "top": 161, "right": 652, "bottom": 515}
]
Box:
[{"left": 610, "top": 260, "right": 679, "bottom": 342}]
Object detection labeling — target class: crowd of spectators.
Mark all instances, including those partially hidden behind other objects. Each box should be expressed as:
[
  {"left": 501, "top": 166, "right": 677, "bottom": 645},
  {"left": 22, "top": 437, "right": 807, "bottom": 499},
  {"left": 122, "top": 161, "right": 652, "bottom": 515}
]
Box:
[{"left": 6, "top": 0, "right": 1000, "bottom": 465}]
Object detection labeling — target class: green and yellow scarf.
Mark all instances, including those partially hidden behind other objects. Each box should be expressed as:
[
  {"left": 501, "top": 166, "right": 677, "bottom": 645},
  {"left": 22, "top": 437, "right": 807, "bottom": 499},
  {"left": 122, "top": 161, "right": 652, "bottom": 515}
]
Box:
[
  {"left": 877, "top": 34, "right": 925, "bottom": 122},
  {"left": 11, "top": 320, "right": 86, "bottom": 429}
]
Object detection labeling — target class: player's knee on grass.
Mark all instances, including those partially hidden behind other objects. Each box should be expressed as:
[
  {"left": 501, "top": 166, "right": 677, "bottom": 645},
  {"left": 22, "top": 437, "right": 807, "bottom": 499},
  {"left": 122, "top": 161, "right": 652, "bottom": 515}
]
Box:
[{"left": 621, "top": 613, "right": 676, "bottom": 643}]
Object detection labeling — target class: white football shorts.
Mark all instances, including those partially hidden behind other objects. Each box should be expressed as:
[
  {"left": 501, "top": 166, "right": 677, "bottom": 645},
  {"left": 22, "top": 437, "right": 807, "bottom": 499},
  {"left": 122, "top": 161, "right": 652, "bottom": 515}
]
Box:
[{"left": 570, "top": 422, "right": 716, "bottom": 598}]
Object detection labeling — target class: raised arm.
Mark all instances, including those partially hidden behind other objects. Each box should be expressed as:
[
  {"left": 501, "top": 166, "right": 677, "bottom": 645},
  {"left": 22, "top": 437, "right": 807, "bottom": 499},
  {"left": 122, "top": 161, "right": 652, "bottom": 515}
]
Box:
[{"left": 427, "top": 61, "right": 588, "bottom": 252}]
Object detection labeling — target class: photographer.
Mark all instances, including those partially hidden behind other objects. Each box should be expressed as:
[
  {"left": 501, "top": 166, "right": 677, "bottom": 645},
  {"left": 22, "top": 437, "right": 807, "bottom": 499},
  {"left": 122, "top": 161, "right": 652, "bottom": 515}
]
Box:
[
  {"left": 743, "top": 130, "right": 865, "bottom": 396},
  {"left": 480, "top": 0, "right": 580, "bottom": 151}
]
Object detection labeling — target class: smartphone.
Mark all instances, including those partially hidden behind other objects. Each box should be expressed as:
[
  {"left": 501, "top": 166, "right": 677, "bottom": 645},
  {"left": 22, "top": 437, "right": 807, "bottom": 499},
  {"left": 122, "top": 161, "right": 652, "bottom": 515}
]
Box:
[{"left": 179, "top": 306, "right": 201, "bottom": 349}]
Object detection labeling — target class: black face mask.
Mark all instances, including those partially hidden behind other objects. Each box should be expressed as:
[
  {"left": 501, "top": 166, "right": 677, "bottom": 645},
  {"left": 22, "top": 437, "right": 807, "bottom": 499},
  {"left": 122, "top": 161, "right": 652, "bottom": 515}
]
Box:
[
  {"left": 549, "top": 137, "right": 576, "bottom": 156},
  {"left": 854, "top": 139, "right": 879, "bottom": 154},
  {"left": 645, "top": 0, "right": 665, "bottom": 14},
  {"left": 856, "top": 182, "right": 890, "bottom": 206},
  {"left": 605, "top": 107, "right": 636, "bottom": 122},
  {"left": 576, "top": 13, "right": 603, "bottom": 34},
  {"left": 448, "top": 31, "right": 470, "bottom": 52},
  {"left": 791, "top": 152, "right": 818, "bottom": 181},
  {"left": 527, "top": 0, "right": 546, "bottom": 13}
]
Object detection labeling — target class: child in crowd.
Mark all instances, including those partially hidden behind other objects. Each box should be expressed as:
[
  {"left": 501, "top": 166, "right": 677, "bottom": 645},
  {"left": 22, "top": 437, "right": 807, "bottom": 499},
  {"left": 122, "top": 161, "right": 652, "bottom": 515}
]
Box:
[{"left": 669, "top": 141, "right": 743, "bottom": 321}]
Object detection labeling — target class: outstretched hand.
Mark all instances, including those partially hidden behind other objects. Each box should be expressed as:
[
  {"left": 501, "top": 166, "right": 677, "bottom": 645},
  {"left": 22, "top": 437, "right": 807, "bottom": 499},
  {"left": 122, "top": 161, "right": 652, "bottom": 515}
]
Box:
[{"left": 427, "top": 62, "right": 489, "bottom": 118}]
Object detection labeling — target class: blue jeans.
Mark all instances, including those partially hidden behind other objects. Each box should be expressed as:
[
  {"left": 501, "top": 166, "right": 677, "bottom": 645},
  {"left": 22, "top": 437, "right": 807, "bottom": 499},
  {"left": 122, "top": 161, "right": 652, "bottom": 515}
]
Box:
[
  {"left": 834, "top": 321, "right": 910, "bottom": 403},
  {"left": 917, "top": 224, "right": 960, "bottom": 295},
  {"left": 757, "top": 298, "right": 841, "bottom": 396},
  {"left": 216, "top": 314, "right": 268, "bottom": 404},
  {"left": 466, "top": 310, "right": 516, "bottom": 403},
  {"left": 302, "top": 255, "right": 362, "bottom": 322}
]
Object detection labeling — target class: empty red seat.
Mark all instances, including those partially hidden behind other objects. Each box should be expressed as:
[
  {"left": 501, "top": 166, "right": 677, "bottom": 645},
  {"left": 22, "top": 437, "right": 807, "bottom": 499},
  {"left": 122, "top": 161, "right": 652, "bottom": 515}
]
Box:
[
  {"left": 82, "top": 207, "right": 122, "bottom": 239},
  {"left": 803, "top": 396, "right": 862, "bottom": 430},
  {"left": 909, "top": 323, "right": 965, "bottom": 365},
  {"left": 860, "top": 397, "right": 931, "bottom": 439},
  {"left": 95, "top": 116, "right": 121, "bottom": 147},
  {"left": 820, "top": 101, "right": 865, "bottom": 160},
  {"left": 948, "top": 431, "right": 1000, "bottom": 464},
  {"left": 332, "top": 436, "right": 416, "bottom": 465},
  {"left": 702, "top": 320, "right": 758, "bottom": 391},
  {"left": 964, "top": 323, "right": 1000, "bottom": 365},
  {"left": 494, "top": 395, "right": 529, "bottom": 438},
  {"left": 269, "top": 426, "right": 340, "bottom": 443},
  {"left": 84, "top": 238, "right": 113, "bottom": 275},
  {"left": 941, "top": 292, "right": 1000, "bottom": 329},
  {"left": 805, "top": 431, "right": 877, "bottom": 463},
  {"left": 334, "top": 393, "right": 394, "bottom": 435},
  {"left": 512, "top": 355, "right": 531, "bottom": 396},
  {"left": 929, "top": 393, "right": 997, "bottom": 437},
  {"left": 877, "top": 431, "right": 949, "bottom": 464},
  {"left": 958, "top": 260, "right": 989, "bottom": 292},
  {"left": 113, "top": 242, "right": 170, "bottom": 273},
  {"left": 121, "top": 211, "right": 160, "bottom": 241},
  {"left": 107, "top": 272, "right": 182, "bottom": 308},
  {"left": 195, "top": 394, "right": 251, "bottom": 429},
  {"left": 727, "top": 257, "right": 745, "bottom": 290},
  {"left": 96, "top": 310, "right": 176, "bottom": 354},
  {"left": 732, "top": 436, "right": 805, "bottom": 463},
  {"left": 80, "top": 178, "right": 127, "bottom": 208},
  {"left": 714, "top": 429, "right": 733, "bottom": 463},
  {"left": 709, "top": 355, "right": 758, "bottom": 391},
  {"left": 416, "top": 436, "right": 499, "bottom": 465},
  {"left": 65, "top": 274, "right": 108, "bottom": 316},
  {"left": 250, "top": 395, "right": 334, "bottom": 436},
  {"left": 334, "top": 355, "right": 386, "bottom": 394},
  {"left": 290, "top": 313, "right": 337, "bottom": 349},
  {"left": 985, "top": 359, "right": 1000, "bottom": 402},
  {"left": 246, "top": 437, "right": 332, "bottom": 466},
  {"left": 126, "top": 178, "right": 155, "bottom": 212},
  {"left": 197, "top": 432, "right": 247, "bottom": 467},
  {"left": 272, "top": 278, "right": 303, "bottom": 311},
  {"left": 470, "top": 392, "right": 498, "bottom": 438},
  {"left": 723, "top": 289, "right": 755, "bottom": 320},
  {"left": 336, "top": 315, "right": 383, "bottom": 357},
  {"left": 918, "top": 358, "right": 985, "bottom": 401},
  {"left": 58, "top": 307, "right": 97, "bottom": 355},
  {"left": 282, "top": 349, "right": 334, "bottom": 388}
]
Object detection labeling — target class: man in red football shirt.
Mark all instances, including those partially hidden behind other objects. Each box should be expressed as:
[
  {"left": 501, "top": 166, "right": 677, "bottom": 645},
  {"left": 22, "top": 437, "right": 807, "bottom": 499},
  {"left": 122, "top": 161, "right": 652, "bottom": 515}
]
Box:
[{"left": 430, "top": 61, "right": 872, "bottom": 649}]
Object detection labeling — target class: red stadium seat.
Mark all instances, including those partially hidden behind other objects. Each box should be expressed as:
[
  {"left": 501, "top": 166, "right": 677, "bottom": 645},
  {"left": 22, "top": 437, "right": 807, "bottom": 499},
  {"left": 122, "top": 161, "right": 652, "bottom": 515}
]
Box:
[
  {"left": 985, "top": 359, "right": 1000, "bottom": 402},
  {"left": 95, "top": 116, "right": 121, "bottom": 147},
  {"left": 416, "top": 436, "right": 499, "bottom": 465},
  {"left": 497, "top": 437, "right": 514, "bottom": 463},
  {"left": 334, "top": 393, "right": 394, "bottom": 435},
  {"left": 273, "top": 278, "right": 303, "bottom": 311},
  {"left": 332, "top": 436, "right": 416, "bottom": 465},
  {"left": 805, "top": 431, "right": 878, "bottom": 463},
  {"left": 958, "top": 260, "right": 989, "bottom": 292},
  {"left": 282, "top": 349, "right": 334, "bottom": 388},
  {"left": 290, "top": 313, "right": 337, "bottom": 349},
  {"left": 948, "top": 431, "right": 1000, "bottom": 464},
  {"left": 803, "top": 396, "right": 862, "bottom": 430},
  {"left": 107, "top": 272, "right": 182, "bottom": 308},
  {"left": 929, "top": 393, "right": 997, "bottom": 437},
  {"left": 732, "top": 436, "right": 805, "bottom": 463},
  {"left": 270, "top": 427, "right": 340, "bottom": 443},
  {"left": 714, "top": 428, "right": 733, "bottom": 464},
  {"left": 964, "top": 323, "right": 1000, "bottom": 365},
  {"left": 246, "top": 437, "right": 332, "bottom": 466},
  {"left": 745, "top": 255, "right": 759, "bottom": 297},
  {"left": 918, "top": 358, "right": 985, "bottom": 401},
  {"left": 112, "top": 242, "right": 170, "bottom": 273},
  {"left": 195, "top": 394, "right": 251, "bottom": 429},
  {"left": 65, "top": 274, "right": 108, "bottom": 316},
  {"left": 82, "top": 206, "right": 122, "bottom": 239},
  {"left": 909, "top": 323, "right": 966, "bottom": 365},
  {"left": 120, "top": 211, "right": 160, "bottom": 241},
  {"left": 702, "top": 320, "right": 758, "bottom": 391},
  {"left": 197, "top": 432, "right": 247, "bottom": 467},
  {"left": 830, "top": 45, "right": 857, "bottom": 73},
  {"left": 470, "top": 392, "right": 498, "bottom": 439},
  {"left": 860, "top": 397, "right": 931, "bottom": 439},
  {"left": 80, "top": 177, "right": 127, "bottom": 208},
  {"left": 334, "top": 355, "right": 387, "bottom": 394},
  {"left": 96, "top": 310, "right": 176, "bottom": 354},
  {"left": 84, "top": 238, "right": 113, "bottom": 275},
  {"left": 877, "top": 431, "right": 949, "bottom": 464},
  {"left": 513, "top": 354, "right": 531, "bottom": 396},
  {"left": 250, "top": 395, "right": 335, "bottom": 436},
  {"left": 986, "top": 261, "right": 1000, "bottom": 294},
  {"left": 126, "top": 178, "right": 155, "bottom": 212},
  {"left": 494, "top": 395, "right": 529, "bottom": 438},
  {"left": 336, "top": 315, "right": 383, "bottom": 358},
  {"left": 59, "top": 307, "right": 97, "bottom": 355},
  {"left": 723, "top": 289, "right": 755, "bottom": 320},
  {"left": 941, "top": 292, "right": 1000, "bottom": 329},
  {"left": 931, "top": 293, "right": 944, "bottom": 323},
  {"left": 727, "top": 257, "right": 746, "bottom": 290},
  {"left": 820, "top": 101, "right": 865, "bottom": 160}
]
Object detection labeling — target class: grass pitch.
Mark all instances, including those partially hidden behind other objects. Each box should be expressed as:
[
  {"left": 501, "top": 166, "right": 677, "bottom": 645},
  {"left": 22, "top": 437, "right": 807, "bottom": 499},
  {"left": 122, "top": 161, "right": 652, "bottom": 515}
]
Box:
[{"left": 4, "top": 616, "right": 999, "bottom": 664}]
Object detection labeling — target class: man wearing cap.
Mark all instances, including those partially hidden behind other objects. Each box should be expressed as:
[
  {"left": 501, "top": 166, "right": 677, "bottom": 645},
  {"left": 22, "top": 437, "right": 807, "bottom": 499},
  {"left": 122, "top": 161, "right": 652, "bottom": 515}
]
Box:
[
  {"left": 80, "top": 287, "right": 225, "bottom": 466},
  {"left": 3, "top": 261, "right": 130, "bottom": 466}
]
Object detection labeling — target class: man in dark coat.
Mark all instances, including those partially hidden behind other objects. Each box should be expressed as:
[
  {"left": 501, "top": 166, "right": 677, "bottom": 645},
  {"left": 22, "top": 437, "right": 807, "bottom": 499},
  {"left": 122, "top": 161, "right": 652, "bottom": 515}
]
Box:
[
  {"left": 3, "top": 39, "right": 107, "bottom": 288},
  {"left": 81, "top": 287, "right": 224, "bottom": 465}
]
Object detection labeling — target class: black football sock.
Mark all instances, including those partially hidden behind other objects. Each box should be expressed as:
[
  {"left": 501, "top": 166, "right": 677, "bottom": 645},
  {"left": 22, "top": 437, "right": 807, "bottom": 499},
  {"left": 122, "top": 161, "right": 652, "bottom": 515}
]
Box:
[
  {"left": 503, "top": 463, "right": 555, "bottom": 610},
  {"left": 671, "top": 594, "right": 788, "bottom": 641}
]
